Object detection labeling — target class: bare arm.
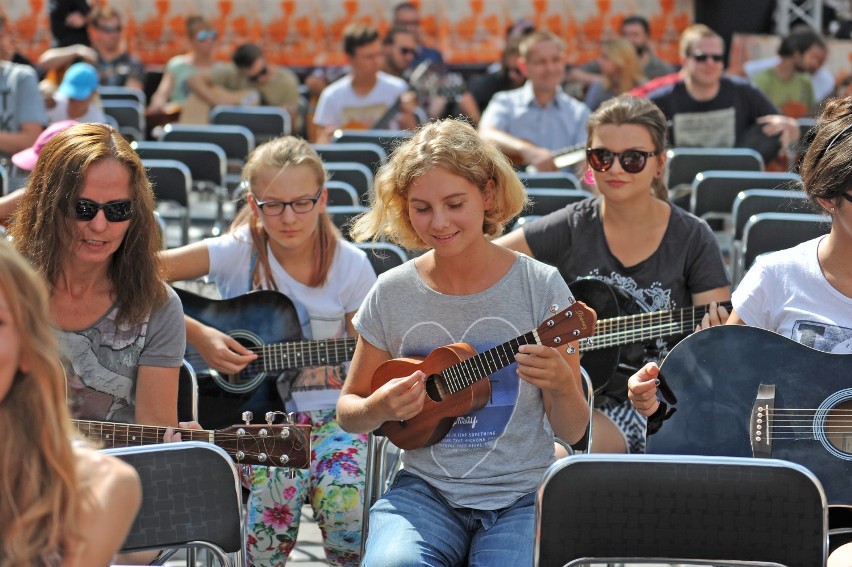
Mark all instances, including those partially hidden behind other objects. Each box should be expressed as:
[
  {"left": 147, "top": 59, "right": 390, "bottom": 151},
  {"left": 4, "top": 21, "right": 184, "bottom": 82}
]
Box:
[
  {"left": 186, "top": 70, "right": 245, "bottom": 107},
  {"left": 692, "top": 285, "right": 732, "bottom": 330},
  {"left": 135, "top": 365, "right": 179, "bottom": 426},
  {"left": 493, "top": 227, "right": 534, "bottom": 256},
  {"left": 456, "top": 92, "right": 482, "bottom": 125},
  {"left": 478, "top": 124, "right": 557, "bottom": 172},
  {"left": 336, "top": 337, "right": 426, "bottom": 434},
  {"left": 148, "top": 70, "right": 176, "bottom": 112},
  {"left": 38, "top": 44, "right": 98, "bottom": 70},
  {"left": 0, "top": 122, "right": 42, "bottom": 156},
  {"left": 65, "top": 448, "right": 142, "bottom": 567}
]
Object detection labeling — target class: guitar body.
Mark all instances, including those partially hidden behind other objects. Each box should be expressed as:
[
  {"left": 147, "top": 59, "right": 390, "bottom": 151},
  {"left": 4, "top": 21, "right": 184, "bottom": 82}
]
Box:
[
  {"left": 175, "top": 287, "right": 302, "bottom": 429},
  {"left": 647, "top": 324, "right": 852, "bottom": 506},
  {"left": 372, "top": 343, "right": 492, "bottom": 450},
  {"left": 570, "top": 278, "right": 646, "bottom": 396}
]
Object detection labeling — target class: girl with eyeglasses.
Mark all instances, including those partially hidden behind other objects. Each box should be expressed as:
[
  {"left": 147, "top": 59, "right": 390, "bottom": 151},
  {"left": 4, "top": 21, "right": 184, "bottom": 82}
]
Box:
[
  {"left": 0, "top": 238, "right": 142, "bottom": 567},
  {"left": 161, "top": 136, "right": 377, "bottom": 567},
  {"left": 497, "top": 95, "right": 730, "bottom": 454},
  {"left": 9, "top": 122, "right": 185, "bottom": 430}
]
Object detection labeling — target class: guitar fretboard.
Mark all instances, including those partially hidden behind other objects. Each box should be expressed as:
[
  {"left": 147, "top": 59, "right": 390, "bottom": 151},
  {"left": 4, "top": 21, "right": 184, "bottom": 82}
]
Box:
[
  {"left": 581, "top": 301, "right": 733, "bottom": 351},
  {"left": 74, "top": 420, "right": 213, "bottom": 447},
  {"left": 244, "top": 338, "right": 358, "bottom": 375},
  {"left": 440, "top": 331, "right": 540, "bottom": 396}
]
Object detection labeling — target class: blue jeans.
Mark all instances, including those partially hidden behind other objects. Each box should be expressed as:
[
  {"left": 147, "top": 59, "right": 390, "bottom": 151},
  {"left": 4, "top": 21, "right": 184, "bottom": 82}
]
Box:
[{"left": 363, "top": 470, "right": 535, "bottom": 567}]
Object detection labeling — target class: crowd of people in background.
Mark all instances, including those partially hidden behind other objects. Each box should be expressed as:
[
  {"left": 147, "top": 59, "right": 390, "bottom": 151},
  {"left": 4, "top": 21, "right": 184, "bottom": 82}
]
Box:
[{"left": 3, "top": 2, "right": 852, "bottom": 566}]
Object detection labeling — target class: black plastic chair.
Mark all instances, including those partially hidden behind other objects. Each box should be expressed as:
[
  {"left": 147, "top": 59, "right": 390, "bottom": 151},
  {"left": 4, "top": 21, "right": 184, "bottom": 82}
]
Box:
[
  {"left": 210, "top": 105, "right": 291, "bottom": 144},
  {"left": 98, "top": 85, "right": 147, "bottom": 105},
  {"left": 160, "top": 123, "right": 255, "bottom": 191},
  {"left": 535, "top": 453, "right": 827, "bottom": 567},
  {"left": 518, "top": 171, "right": 582, "bottom": 190},
  {"left": 106, "top": 441, "right": 244, "bottom": 567},
  {"left": 142, "top": 158, "right": 192, "bottom": 246},
  {"left": 665, "top": 147, "right": 764, "bottom": 190},
  {"left": 102, "top": 99, "right": 146, "bottom": 141},
  {"left": 525, "top": 188, "right": 592, "bottom": 217},
  {"left": 354, "top": 241, "right": 409, "bottom": 275},
  {"left": 327, "top": 205, "right": 369, "bottom": 240},
  {"left": 332, "top": 128, "right": 412, "bottom": 155},
  {"left": 325, "top": 180, "right": 360, "bottom": 207},
  {"left": 312, "top": 142, "right": 388, "bottom": 175},
  {"left": 0, "top": 164, "right": 7, "bottom": 196},
  {"left": 740, "top": 212, "right": 830, "bottom": 279},
  {"left": 325, "top": 162, "right": 374, "bottom": 204}
]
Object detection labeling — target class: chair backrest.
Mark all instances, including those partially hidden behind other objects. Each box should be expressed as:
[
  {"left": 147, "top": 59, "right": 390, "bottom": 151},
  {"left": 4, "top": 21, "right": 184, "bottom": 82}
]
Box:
[
  {"left": 732, "top": 189, "right": 814, "bottom": 241},
  {"left": 0, "top": 164, "right": 7, "bottom": 196},
  {"left": 690, "top": 170, "right": 802, "bottom": 221},
  {"left": 535, "top": 453, "right": 827, "bottom": 567},
  {"left": 518, "top": 171, "right": 582, "bottom": 190},
  {"left": 325, "top": 179, "right": 360, "bottom": 207},
  {"left": 665, "top": 147, "right": 764, "bottom": 189},
  {"left": 327, "top": 205, "right": 369, "bottom": 240},
  {"left": 178, "top": 358, "right": 199, "bottom": 423},
  {"left": 741, "top": 212, "right": 830, "bottom": 273},
  {"left": 209, "top": 105, "right": 291, "bottom": 143},
  {"left": 98, "top": 85, "right": 146, "bottom": 105},
  {"left": 332, "top": 128, "right": 412, "bottom": 155},
  {"left": 142, "top": 158, "right": 192, "bottom": 207},
  {"left": 354, "top": 241, "right": 409, "bottom": 276},
  {"left": 525, "top": 188, "right": 591, "bottom": 217},
  {"left": 107, "top": 441, "right": 244, "bottom": 567},
  {"left": 312, "top": 142, "right": 388, "bottom": 175},
  {"left": 133, "top": 141, "right": 227, "bottom": 189},
  {"left": 101, "top": 99, "right": 146, "bottom": 141},
  {"left": 160, "top": 123, "right": 255, "bottom": 166},
  {"left": 324, "top": 162, "right": 374, "bottom": 204}
]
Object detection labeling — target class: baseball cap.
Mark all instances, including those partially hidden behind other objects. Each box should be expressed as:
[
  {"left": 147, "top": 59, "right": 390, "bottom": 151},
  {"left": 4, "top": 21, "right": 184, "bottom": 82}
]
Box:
[
  {"left": 58, "top": 62, "right": 99, "bottom": 100},
  {"left": 11, "top": 120, "right": 80, "bottom": 171}
]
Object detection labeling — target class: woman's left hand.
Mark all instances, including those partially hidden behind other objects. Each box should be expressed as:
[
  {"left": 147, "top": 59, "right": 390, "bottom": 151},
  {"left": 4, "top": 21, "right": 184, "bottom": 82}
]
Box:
[
  {"left": 163, "top": 421, "right": 204, "bottom": 442},
  {"left": 515, "top": 344, "right": 574, "bottom": 395}
]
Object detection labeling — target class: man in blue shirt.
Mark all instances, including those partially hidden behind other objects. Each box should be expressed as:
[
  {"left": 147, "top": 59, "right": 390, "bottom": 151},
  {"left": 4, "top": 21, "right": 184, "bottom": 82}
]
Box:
[{"left": 479, "top": 31, "right": 590, "bottom": 172}]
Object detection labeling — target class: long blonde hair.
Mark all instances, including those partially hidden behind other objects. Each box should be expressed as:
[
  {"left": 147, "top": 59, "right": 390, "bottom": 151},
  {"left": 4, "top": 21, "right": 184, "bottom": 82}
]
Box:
[
  {"left": 600, "top": 38, "right": 646, "bottom": 94},
  {"left": 350, "top": 118, "right": 527, "bottom": 250},
  {"left": 230, "top": 136, "right": 339, "bottom": 289},
  {"left": 0, "top": 240, "right": 81, "bottom": 567}
]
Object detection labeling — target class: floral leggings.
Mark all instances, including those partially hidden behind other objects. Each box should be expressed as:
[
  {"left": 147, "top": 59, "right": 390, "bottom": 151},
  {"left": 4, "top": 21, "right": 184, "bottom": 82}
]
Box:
[{"left": 242, "top": 408, "right": 367, "bottom": 566}]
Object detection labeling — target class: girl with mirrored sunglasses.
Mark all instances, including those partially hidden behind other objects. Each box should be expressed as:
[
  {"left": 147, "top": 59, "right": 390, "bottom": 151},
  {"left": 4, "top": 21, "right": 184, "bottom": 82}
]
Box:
[
  {"left": 9, "top": 122, "right": 186, "bottom": 435},
  {"left": 498, "top": 95, "right": 730, "bottom": 455}
]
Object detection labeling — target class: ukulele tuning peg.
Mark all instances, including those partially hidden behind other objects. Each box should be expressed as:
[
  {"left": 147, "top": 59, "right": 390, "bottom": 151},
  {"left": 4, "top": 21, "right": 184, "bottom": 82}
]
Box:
[
  {"left": 572, "top": 330, "right": 581, "bottom": 337},
  {"left": 242, "top": 411, "right": 254, "bottom": 424},
  {"left": 553, "top": 337, "right": 562, "bottom": 344},
  {"left": 547, "top": 320, "right": 555, "bottom": 327},
  {"left": 566, "top": 346, "right": 576, "bottom": 355},
  {"left": 549, "top": 304, "right": 559, "bottom": 313},
  {"left": 565, "top": 311, "right": 573, "bottom": 318}
]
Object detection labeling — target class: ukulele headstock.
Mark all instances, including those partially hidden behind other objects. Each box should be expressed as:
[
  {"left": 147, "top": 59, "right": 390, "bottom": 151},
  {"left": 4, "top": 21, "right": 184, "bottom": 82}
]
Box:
[{"left": 536, "top": 300, "right": 597, "bottom": 353}]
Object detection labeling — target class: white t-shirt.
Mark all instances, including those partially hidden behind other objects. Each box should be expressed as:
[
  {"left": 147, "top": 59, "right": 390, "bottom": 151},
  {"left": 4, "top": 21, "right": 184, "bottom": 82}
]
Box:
[
  {"left": 206, "top": 227, "right": 377, "bottom": 410},
  {"left": 733, "top": 236, "right": 852, "bottom": 353},
  {"left": 313, "top": 71, "right": 408, "bottom": 130},
  {"left": 46, "top": 93, "right": 107, "bottom": 125}
]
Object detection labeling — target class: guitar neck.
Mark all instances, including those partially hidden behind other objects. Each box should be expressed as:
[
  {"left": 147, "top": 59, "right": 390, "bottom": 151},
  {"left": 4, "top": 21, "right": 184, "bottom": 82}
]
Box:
[
  {"left": 439, "top": 331, "right": 540, "bottom": 396},
  {"left": 74, "top": 420, "right": 212, "bottom": 448},
  {"left": 582, "top": 301, "right": 734, "bottom": 352},
  {"left": 251, "top": 337, "right": 358, "bottom": 373}
]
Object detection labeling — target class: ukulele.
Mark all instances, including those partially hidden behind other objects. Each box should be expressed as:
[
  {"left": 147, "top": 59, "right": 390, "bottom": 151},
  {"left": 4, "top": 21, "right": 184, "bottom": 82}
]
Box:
[
  {"left": 74, "top": 417, "right": 311, "bottom": 468},
  {"left": 370, "top": 301, "right": 597, "bottom": 450}
]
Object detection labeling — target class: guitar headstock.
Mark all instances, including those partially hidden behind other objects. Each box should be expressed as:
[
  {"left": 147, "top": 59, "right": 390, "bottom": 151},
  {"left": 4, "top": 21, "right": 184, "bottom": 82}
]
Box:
[
  {"left": 536, "top": 300, "right": 597, "bottom": 350},
  {"left": 213, "top": 424, "right": 311, "bottom": 468}
]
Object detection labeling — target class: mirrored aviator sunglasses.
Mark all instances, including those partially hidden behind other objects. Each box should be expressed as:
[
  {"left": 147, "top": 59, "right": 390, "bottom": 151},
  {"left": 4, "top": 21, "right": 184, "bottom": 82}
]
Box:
[
  {"left": 72, "top": 199, "right": 134, "bottom": 222},
  {"left": 586, "top": 148, "right": 658, "bottom": 174}
]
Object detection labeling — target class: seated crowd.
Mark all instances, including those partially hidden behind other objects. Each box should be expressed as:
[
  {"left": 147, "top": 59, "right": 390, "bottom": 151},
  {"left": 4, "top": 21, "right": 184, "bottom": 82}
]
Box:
[{"left": 2, "top": 3, "right": 852, "bottom": 567}]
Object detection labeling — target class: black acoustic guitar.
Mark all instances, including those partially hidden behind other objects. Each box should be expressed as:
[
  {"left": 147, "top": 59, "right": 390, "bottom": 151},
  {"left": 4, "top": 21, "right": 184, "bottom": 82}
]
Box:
[
  {"left": 570, "top": 278, "right": 732, "bottom": 396},
  {"left": 174, "top": 287, "right": 356, "bottom": 429},
  {"left": 646, "top": 324, "right": 852, "bottom": 506}
]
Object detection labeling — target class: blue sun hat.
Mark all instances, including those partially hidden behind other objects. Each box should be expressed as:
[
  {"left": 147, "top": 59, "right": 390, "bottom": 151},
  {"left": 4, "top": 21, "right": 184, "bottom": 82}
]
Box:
[{"left": 58, "top": 62, "right": 99, "bottom": 100}]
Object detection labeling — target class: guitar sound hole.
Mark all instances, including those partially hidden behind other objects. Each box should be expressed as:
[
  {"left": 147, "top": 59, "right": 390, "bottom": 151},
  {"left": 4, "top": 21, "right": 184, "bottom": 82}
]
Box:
[
  {"left": 425, "top": 374, "right": 446, "bottom": 402},
  {"left": 826, "top": 400, "right": 852, "bottom": 454}
]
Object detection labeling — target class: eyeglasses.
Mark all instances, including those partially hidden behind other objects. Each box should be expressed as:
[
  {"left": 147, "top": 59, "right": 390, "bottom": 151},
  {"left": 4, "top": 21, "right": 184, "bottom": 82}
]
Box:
[
  {"left": 399, "top": 47, "right": 417, "bottom": 57},
  {"left": 72, "top": 199, "right": 134, "bottom": 222},
  {"left": 195, "top": 30, "right": 218, "bottom": 41},
  {"left": 841, "top": 193, "right": 852, "bottom": 204},
  {"left": 96, "top": 24, "right": 122, "bottom": 33},
  {"left": 690, "top": 52, "right": 724, "bottom": 63},
  {"left": 254, "top": 188, "right": 323, "bottom": 216},
  {"left": 586, "top": 148, "right": 658, "bottom": 174},
  {"left": 247, "top": 66, "right": 268, "bottom": 82}
]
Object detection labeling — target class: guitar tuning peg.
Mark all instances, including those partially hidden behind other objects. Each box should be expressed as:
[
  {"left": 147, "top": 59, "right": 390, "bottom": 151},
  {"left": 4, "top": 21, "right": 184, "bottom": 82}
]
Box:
[
  {"left": 265, "top": 411, "right": 275, "bottom": 424},
  {"left": 278, "top": 454, "right": 290, "bottom": 466},
  {"left": 549, "top": 304, "right": 559, "bottom": 313},
  {"left": 242, "top": 411, "right": 253, "bottom": 424}
]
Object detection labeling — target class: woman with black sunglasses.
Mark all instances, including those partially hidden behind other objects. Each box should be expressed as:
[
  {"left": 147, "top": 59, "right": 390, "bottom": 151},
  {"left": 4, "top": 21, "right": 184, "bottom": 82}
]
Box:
[
  {"left": 497, "top": 95, "right": 730, "bottom": 454},
  {"left": 8, "top": 122, "right": 185, "bottom": 429}
]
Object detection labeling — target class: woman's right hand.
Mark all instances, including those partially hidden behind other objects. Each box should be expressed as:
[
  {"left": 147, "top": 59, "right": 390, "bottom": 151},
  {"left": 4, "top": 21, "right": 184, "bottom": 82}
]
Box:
[
  {"left": 194, "top": 324, "right": 257, "bottom": 374},
  {"left": 627, "top": 362, "right": 661, "bottom": 417},
  {"left": 373, "top": 370, "right": 427, "bottom": 423}
]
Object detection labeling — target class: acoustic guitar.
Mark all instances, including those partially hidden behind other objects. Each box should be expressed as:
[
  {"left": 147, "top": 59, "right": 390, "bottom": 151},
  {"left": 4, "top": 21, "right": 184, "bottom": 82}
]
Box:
[
  {"left": 646, "top": 324, "right": 852, "bottom": 506},
  {"left": 370, "top": 301, "right": 597, "bottom": 450},
  {"left": 74, "top": 418, "right": 312, "bottom": 468},
  {"left": 174, "top": 287, "right": 357, "bottom": 429},
  {"left": 570, "top": 278, "right": 732, "bottom": 396}
]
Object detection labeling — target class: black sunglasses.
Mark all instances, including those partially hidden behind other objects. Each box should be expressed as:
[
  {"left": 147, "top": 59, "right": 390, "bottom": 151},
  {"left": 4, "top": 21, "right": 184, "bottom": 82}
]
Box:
[
  {"left": 400, "top": 47, "right": 417, "bottom": 57},
  {"left": 72, "top": 199, "right": 134, "bottom": 222},
  {"left": 690, "top": 52, "right": 724, "bottom": 63},
  {"left": 586, "top": 148, "right": 658, "bottom": 174},
  {"left": 842, "top": 193, "right": 852, "bottom": 204},
  {"left": 247, "top": 66, "right": 268, "bottom": 82}
]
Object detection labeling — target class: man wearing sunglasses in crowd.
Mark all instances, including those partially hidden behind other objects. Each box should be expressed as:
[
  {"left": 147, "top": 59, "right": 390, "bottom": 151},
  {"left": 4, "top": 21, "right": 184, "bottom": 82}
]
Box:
[
  {"left": 381, "top": 27, "right": 418, "bottom": 80},
  {"left": 38, "top": 6, "right": 145, "bottom": 92},
  {"left": 479, "top": 31, "right": 590, "bottom": 172},
  {"left": 458, "top": 37, "right": 527, "bottom": 126},
  {"left": 645, "top": 24, "right": 799, "bottom": 167},
  {"left": 185, "top": 42, "right": 301, "bottom": 129}
]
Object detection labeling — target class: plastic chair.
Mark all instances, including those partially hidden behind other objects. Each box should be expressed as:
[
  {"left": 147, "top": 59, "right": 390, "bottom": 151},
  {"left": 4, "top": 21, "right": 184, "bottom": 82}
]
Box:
[
  {"left": 210, "top": 105, "right": 291, "bottom": 144},
  {"left": 106, "top": 441, "right": 245, "bottom": 567},
  {"left": 160, "top": 123, "right": 255, "bottom": 190},
  {"left": 534, "top": 453, "right": 827, "bottom": 567},
  {"left": 101, "top": 99, "right": 146, "bottom": 141},
  {"left": 525, "top": 188, "right": 591, "bottom": 217},
  {"left": 142, "top": 158, "right": 192, "bottom": 246},
  {"left": 98, "top": 85, "right": 147, "bottom": 105},
  {"left": 332, "top": 128, "right": 412, "bottom": 155},
  {"left": 354, "top": 241, "right": 409, "bottom": 276},
  {"left": 178, "top": 359, "right": 199, "bottom": 423},
  {"left": 325, "top": 162, "right": 374, "bottom": 204},
  {"left": 0, "top": 164, "right": 7, "bottom": 196},
  {"left": 327, "top": 205, "right": 369, "bottom": 240},
  {"left": 325, "top": 180, "right": 360, "bottom": 207},
  {"left": 517, "top": 171, "right": 582, "bottom": 190},
  {"left": 739, "top": 212, "right": 830, "bottom": 283},
  {"left": 312, "top": 142, "right": 388, "bottom": 175},
  {"left": 665, "top": 147, "right": 764, "bottom": 190}
]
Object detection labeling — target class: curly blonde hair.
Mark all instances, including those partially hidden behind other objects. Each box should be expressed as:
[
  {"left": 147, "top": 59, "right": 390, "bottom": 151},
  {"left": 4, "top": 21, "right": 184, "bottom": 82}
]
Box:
[
  {"left": 0, "top": 240, "right": 81, "bottom": 567},
  {"left": 350, "top": 118, "right": 528, "bottom": 250}
]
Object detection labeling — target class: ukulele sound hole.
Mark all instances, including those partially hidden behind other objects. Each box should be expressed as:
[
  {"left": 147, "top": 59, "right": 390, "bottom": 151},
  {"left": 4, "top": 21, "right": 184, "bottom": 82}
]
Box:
[
  {"left": 826, "top": 400, "right": 852, "bottom": 455},
  {"left": 425, "top": 374, "right": 447, "bottom": 402}
]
